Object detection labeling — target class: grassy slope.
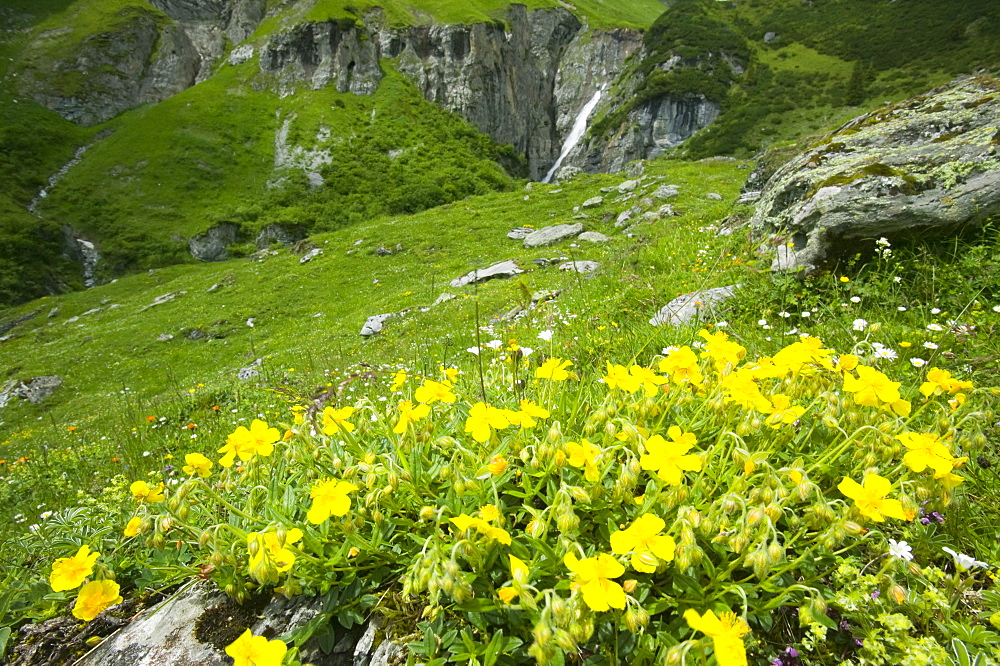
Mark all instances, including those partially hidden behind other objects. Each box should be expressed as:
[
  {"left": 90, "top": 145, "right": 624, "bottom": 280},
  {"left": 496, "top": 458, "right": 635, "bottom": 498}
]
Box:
[{"left": 0, "top": 157, "right": 744, "bottom": 533}]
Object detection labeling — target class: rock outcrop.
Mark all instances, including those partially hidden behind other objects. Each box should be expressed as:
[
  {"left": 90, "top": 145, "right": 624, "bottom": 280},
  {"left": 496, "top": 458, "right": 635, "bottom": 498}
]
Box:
[
  {"left": 748, "top": 77, "right": 1000, "bottom": 272},
  {"left": 16, "top": 0, "right": 265, "bottom": 125}
]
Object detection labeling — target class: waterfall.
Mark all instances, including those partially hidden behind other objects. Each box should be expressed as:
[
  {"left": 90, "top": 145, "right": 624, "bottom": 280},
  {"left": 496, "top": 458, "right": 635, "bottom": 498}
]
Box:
[
  {"left": 28, "top": 144, "right": 90, "bottom": 214},
  {"left": 542, "top": 86, "right": 605, "bottom": 184}
]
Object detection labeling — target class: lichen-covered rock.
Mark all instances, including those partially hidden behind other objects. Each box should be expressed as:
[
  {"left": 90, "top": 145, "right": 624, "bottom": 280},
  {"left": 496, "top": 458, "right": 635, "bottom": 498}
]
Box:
[
  {"left": 749, "top": 76, "right": 1000, "bottom": 272},
  {"left": 450, "top": 260, "right": 524, "bottom": 288},
  {"left": 522, "top": 223, "right": 584, "bottom": 248},
  {"left": 650, "top": 285, "right": 740, "bottom": 327},
  {"left": 189, "top": 223, "right": 241, "bottom": 262}
]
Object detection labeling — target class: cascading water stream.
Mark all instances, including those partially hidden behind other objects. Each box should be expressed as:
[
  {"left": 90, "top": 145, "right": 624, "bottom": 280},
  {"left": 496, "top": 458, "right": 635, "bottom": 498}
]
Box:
[{"left": 542, "top": 85, "right": 605, "bottom": 184}]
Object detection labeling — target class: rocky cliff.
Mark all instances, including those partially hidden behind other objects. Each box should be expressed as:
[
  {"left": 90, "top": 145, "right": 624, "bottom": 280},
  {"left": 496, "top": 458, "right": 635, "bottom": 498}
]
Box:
[
  {"left": 257, "top": 6, "right": 642, "bottom": 179},
  {"left": 14, "top": 0, "right": 265, "bottom": 125}
]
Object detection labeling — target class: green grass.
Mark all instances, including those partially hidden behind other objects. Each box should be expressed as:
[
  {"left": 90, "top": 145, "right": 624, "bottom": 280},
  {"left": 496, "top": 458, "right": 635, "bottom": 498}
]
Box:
[{"left": 0, "top": 157, "right": 744, "bottom": 531}]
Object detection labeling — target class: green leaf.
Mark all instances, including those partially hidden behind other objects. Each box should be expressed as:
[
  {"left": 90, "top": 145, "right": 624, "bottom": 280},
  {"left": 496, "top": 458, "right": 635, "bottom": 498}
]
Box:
[{"left": 0, "top": 627, "right": 11, "bottom": 658}]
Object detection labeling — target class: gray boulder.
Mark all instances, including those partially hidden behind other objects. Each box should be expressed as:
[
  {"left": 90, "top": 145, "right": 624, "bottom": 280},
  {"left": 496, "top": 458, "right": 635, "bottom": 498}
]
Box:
[
  {"left": 507, "top": 226, "right": 535, "bottom": 240},
  {"left": 450, "top": 260, "right": 524, "bottom": 288},
  {"left": 650, "top": 285, "right": 740, "bottom": 326},
  {"left": 617, "top": 179, "right": 641, "bottom": 193},
  {"left": 653, "top": 184, "right": 680, "bottom": 200},
  {"left": 189, "top": 223, "right": 240, "bottom": 262},
  {"left": 14, "top": 376, "right": 62, "bottom": 404},
  {"left": 581, "top": 196, "right": 604, "bottom": 209},
  {"left": 361, "top": 312, "right": 398, "bottom": 337},
  {"left": 522, "top": 223, "right": 584, "bottom": 248},
  {"left": 299, "top": 248, "right": 323, "bottom": 264},
  {"left": 749, "top": 76, "right": 1000, "bottom": 272},
  {"left": 74, "top": 581, "right": 403, "bottom": 666},
  {"left": 578, "top": 231, "right": 611, "bottom": 243},
  {"left": 558, "top": 260, "right": 600, "bottom": 273}
]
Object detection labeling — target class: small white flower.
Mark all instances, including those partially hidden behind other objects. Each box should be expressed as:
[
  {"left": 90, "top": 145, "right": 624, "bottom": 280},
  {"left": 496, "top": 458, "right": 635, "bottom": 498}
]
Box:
[
  {"left": 923, "top": 341, "right": 938, "bottom": 350},
  {"left": 519, "top": 346, "right": 534, "bottom": 357},
  {"left": 888, "top": 539, "right": 913, "bottom": 561},
  {"left": 930, "top": 308, "right": 941, "bottom": 314},
  {"left": 778, "top": 311, "right": 791, "bottom": 318},
  {"left": 716, "top": 321, "right": 729, "bottom": 327},
  {"left": 993, "top": 305, "right": 1000, "bottom": 313},
  {"left": 910, "top": 358, "right": 927, "bottom": 367},
  {"left": 537, "top": 329, "right": 554, "bottom": 341},
  {"left": 894, "top": 276, "right": 902, "bottom": 283},
  {"left": 40, "top": 511, "right": 53, "bottom": 520},
  {"left": 872, "top": 345, "right": 897, "bottom": 360},
  {"left": 850, "top": 296, "right": 861, "bottom": 303},
  {"left": 246, "top": 318, "right": 255, "bottom": 327},
  {"left": 898, "top": 306, "right": 907, "bottom": 311},
  {"left": 662, "top": 346, "right": 679, "bottom": 355},
  {"left": 852, "top": 318, "right": 868, "bottom": 331},
  {"left": 466, "top": 346, "right": 480, "bottom": 355},
  {"left": 927, "top": 323, "right": 944, "bottom": 331},
  {"left": 801, "top": 311, "right": 811, "bottom": 318},
  {"left": 758, "top": 319, "right": 768, "bottom": 326},
  {"left": 485, "top": 340, "right": 503, "bottom": 350},
  {"left": 942, "top": 546, "right": 989, "bottom": 572}
]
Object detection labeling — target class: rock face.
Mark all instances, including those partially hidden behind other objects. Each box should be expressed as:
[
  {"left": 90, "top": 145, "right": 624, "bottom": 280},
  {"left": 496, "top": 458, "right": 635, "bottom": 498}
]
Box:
[
  {"left": 259, "top": 7, "right": 641, "bottom": 179},
  {"left": 749, "top": 77, "right": 1000, "bottom": 272},
  {"left": 189, "top": 223, "right": 241, "bottom": 262},
  {"left": 16, "top": 0, "right": 265, "bottom": 125}
]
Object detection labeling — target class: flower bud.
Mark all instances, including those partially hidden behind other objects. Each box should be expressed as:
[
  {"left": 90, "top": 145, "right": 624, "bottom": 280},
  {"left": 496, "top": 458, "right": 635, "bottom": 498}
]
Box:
[
  {"left": 554, "top": 629, "right": 576, "bottom": 653},
  {"left": 532, "top": 622, "right": 553, "bottom": 648},
  {"left": 526, "top": 518, "right": 546, "bottom": 539},
  {"left": 843, "top": 520, "right": 864, "bottom": 535},
  {"left": 625, "top": 606, "right": 649, "bottom": 633},
  {"left": 622, "top": 579, "right": 638, "bottom": 594},
  {"left": 764, "top": 503, "right": 783, "bottom": 522},
  {"left": 665, "top": 645, "right": 685, "bottom": 665},
  {"left": 556, "top": 512, "right": 579, "bottom": 535},
  {"left": 767, "top": 540, "right": 785, "bottom": 562},
  {"left": 746, "top": 507, "right": 765, "bottom": 526},
  {"left": 153, "top": 534, "right": 166, "bottom": 550}
]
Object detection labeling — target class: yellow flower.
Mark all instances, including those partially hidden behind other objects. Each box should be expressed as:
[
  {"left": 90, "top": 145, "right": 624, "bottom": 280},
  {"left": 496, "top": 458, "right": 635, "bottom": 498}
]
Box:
[
  {"left": 440, "top": 365, "right": 460, "bottom": 381},
  {"left": 449, "top": 514, "right": 512, "bottom": 545},
  {"left": 72, "top": 580, "right": 122, "bottom": 621},
  {"left": 563, "top": 552, "right": 626, "bottom": 612},
  {"left": 629, "top": 365, "right": 668, "bottom": 396},
  {"left": 320, "top": 406, "right": 356, "bottom": 435},
  {"left": 720, "top": 369, "right": 772, "bottom": 412},
  {"left": 640, "top": 426, "right": 702, "bottom": 485},
  {"left": 508, "top": 399, "right": 550, "bottom": 428},
  {"left": 843, "top": 365, "right": 901, "bottom": 407},
  {"left": 838, "top": 474, "right": 908, "bottom": 522},
  {"left": 657, "top": 346, "right": 704, "bottom": 387},
  {"left": 123, "top": 516, "right": 143, "bottom": 537},
  {"left": 130, "top": 480, "right": 165, "bottom": 503},
  {"left": 498, "top": 554, "right": 531, "bottom": 604},
  {"left": 50, "top": 545, "right": 100, "bottom": 591},
  {"left": 464, "top": 402, "right": 511, "bottom": 443},
  {"left": 761, "top": 394, "right": 806, "bottom": 427},
  {"left": 390, "top": 370, "right": 407, "bottom": 391},
  {"left": 770, "top": 336, "right": 835, "bottom": 374},
  {"left": 307, "top": 479, "right": 359, "bottom": 524},
  {"left": 610, "top": 513, "right": 676, "bottom": 572},
  {"left": 248, "top": 529, "right": 303, "bottom": 583},
  {"left": 535, "top": 358, "right": 572, "bottom": 381},
  {"left": 414, "top": 379, "right": 456, "bottom": 404},
  {"left": 565, "top": 439, "right": 603, "bottom": 482},
  {"left": 218, "top": 419, "right": 280, "bottom": 467},
  {"left": 698, "top": 329, "right": 746, "bottom": 373},
  {"left": 487, "top": 455, "right": 509, "bottom": 475},
  {"left": 182, "top": 452, "right": 213, "bottom": 477},
  {"left": 920, "top": 367, "right": 973, "bottom": 397},
  {"left": 684, "top": 608, "right": 750, "bottom": 666},
  {"left": 225, "top": 629, "right": 288, "bottom": 666},
  {"left": 897, "top": 432, "right": 960, "bottom": 476},
  {"left": 603, "top": 362, "right": 642, "bottom": 393},
  {"left": 393, "top": 400, "right": 430, "bottom": 434}
]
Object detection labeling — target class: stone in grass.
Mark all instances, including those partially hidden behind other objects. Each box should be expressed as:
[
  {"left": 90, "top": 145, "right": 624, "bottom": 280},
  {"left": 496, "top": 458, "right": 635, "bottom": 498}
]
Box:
[
  {"left": 450, "top": 260, "right": 524, "bottom": 288},
  {"left": 360, "top": 313, "right": 399, "bottom": 337},
  {"left": 649, "top": 285, "right": 740, "bottom": 327},
  {"left": 653, "top": 185, "right": 680, "bottom": 200},
  {"left": 238, "top": 359, "right": 262, "bottom": 380},
  {"left": 581, "top": 196, "right": 604, "bottom": 209},
  {"left": 578, "top": 232, "right": 610, "bottom": 243},
  {"left": 617, "top": 179, "right": 641, "bottom": 193},
  {"left": 522, "top": 223, "right": 584, "bottom": 249},
  {"left": 299, "top": 248, "right": 323, "bottom": 264},
  {"left": 507, "top": 227, "right": 535, "bottom": 240},
  {"left": 559, "top": 260, "right": 600, "bottom": 274},
  {"left": 706, "top": 193, "right": 723, "bottom": 200},
  {"left": 14, "top": 376, "right": 62, "bottom": 404}
]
